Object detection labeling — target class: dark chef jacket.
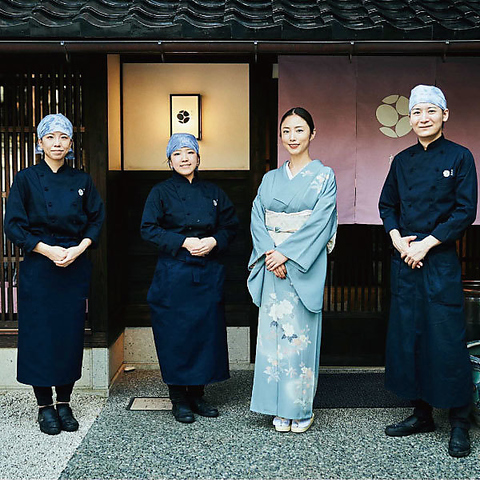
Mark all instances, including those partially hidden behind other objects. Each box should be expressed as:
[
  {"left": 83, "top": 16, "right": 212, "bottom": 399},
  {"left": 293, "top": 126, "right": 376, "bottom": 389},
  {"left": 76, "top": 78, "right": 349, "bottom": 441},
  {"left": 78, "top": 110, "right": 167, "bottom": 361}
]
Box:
[
  {"left": 379, "top": 135, "right": 478, "bottom": 408},
  {"left": 4, "top": 160, "right": 104, "bottom": 386},
  {"left": 141, "top": 171, "right": 238, "bottom": 257},
  {"left": 140, "top": 171, "right": 239, "bottom": 385},
  {"left": 5, "top": 160, "right": 104, "bottom": 251}
]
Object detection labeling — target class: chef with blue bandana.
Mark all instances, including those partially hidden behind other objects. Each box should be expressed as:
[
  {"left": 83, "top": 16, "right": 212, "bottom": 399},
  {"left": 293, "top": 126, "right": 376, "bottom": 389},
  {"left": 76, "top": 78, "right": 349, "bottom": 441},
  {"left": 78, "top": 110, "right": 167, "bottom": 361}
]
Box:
[
  {"left": 379, "top": 85, "right": 478, "bottom": 457},
  {"left": 141, "top": 133, "right": 238, "bottom": 424},
  {"left": 4, "top": 113, "right": 104, "bottom": 435}
]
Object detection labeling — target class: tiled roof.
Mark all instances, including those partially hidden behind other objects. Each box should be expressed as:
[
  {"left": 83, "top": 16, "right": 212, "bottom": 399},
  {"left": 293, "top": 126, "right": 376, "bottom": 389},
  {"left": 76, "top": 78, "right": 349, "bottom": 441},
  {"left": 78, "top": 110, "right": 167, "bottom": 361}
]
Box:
[{"left": 1, "top": 1, "right": 480, "bottom": 40}]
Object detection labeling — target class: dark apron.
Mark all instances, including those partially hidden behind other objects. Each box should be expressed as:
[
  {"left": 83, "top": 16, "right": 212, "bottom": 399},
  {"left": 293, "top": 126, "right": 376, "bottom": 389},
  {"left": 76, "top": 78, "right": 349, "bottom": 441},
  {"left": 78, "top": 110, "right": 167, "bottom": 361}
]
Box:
[
  {"left": 385, "top": 242, "right": 472, "bottom": 408},
  {"left": 17, "top": 237, "right": 91, "bottom": 387},
  {"left": 148, "top": 251, "right": 229, "bottom": 385}
]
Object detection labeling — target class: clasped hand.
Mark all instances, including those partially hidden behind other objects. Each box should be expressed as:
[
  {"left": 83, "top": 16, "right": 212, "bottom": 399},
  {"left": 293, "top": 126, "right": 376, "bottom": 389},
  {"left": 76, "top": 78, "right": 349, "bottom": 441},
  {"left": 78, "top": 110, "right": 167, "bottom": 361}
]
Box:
[
  {"left": 183, "top": 237, "right": 217, "bottom": 257},
  {"left": 45, "top": 245, "right": 83, "bottom": 267},
  {"left": 391, "top": 231, "right": 437, "bottom": 269},
  {"left": 265, "top": 249, "right": 288, "bottom": 279}
]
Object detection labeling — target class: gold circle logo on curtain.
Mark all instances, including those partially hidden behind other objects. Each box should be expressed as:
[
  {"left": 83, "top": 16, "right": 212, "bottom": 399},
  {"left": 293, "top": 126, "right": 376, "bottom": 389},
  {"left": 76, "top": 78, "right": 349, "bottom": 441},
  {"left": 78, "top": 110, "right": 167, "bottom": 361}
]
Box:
[{"left": 376, "top": 95, "right": 412, "bottom": 138}]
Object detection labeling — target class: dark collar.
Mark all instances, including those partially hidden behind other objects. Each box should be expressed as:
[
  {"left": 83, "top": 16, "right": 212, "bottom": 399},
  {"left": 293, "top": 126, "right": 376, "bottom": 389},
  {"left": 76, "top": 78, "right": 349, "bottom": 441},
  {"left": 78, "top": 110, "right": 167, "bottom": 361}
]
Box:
[
  {"left": 414, "top": 134, "right": 446, "bottom": 152},
  {"left": 171, "top": 170, "right": 199, "bottom": 184},
  {"left": 37, "top": 159, "right": 69, "bottom": 174}
]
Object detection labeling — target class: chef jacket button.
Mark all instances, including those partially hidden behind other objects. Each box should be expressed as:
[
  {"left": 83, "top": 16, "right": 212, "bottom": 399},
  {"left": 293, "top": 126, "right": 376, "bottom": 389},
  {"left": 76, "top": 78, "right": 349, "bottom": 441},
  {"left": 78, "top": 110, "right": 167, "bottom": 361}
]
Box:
[
  {"left": 440, "top": 150, "right": 444, "bottom": 154},
  {"left": 408, "top": 187, "right": 412, "bottom": 191},
  {"left": 44, "top": 187, "right": 49, "bottom": 191},
  {"left": 70, "top": 188, "right": 74, "bottom": 192},
  {"left": 430, "top": 186, "right": 435, "bottom": 190},
  {"left": 196, "top": 219, "right": 200, "bottom": 223},
  {"left": 40, "top": 173, "right": 44, "bottom": 177},
  {"left": 48, "top": 202, "right": 52, "bottom": 207},
  {"left": 51, "top": 219, "right": 56, "bottom": 224},
  {"left": 72, "top": 202, "right": 77, "bottom": 207},
  {"left": 182, "top": 197, "right": 186, "bottom": 201},
  {"left": 186, "top": 212, "right": 190, "bottom": 216},
  {"left": 188, "top": 227, "right": 192, "bottom": 230},
  {"left": 428, "top": 222, "right": 432, "bottom": 226},
  {"left": 410, "top": 168, "right": 414, "bottom": 173},
  {"left": 435, "top": 168, "right": 439, "bottom": 172}
]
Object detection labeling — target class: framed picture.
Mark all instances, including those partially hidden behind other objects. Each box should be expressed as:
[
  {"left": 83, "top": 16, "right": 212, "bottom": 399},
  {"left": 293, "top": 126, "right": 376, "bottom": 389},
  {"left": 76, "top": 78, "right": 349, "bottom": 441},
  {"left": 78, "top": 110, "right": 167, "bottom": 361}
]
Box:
[{"left": 170, "top": 94, "right": 202, "bottom": 139}]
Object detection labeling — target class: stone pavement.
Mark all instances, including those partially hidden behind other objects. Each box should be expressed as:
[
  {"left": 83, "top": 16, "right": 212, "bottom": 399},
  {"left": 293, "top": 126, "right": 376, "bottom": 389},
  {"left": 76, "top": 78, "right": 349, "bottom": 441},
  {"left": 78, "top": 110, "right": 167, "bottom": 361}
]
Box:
[{"left": 1, "top": 370, "right": 479, "bottom": 480}]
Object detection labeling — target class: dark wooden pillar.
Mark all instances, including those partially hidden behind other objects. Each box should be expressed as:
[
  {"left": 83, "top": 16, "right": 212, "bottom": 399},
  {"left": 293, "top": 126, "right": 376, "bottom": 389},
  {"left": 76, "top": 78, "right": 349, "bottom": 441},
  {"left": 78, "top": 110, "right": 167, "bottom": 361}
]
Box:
[
  {"left": 82, "top": 55, "right": 109, "bottom": 347},
  {"left": 248, "top": 59, "right": 277, "bottom": 361}
]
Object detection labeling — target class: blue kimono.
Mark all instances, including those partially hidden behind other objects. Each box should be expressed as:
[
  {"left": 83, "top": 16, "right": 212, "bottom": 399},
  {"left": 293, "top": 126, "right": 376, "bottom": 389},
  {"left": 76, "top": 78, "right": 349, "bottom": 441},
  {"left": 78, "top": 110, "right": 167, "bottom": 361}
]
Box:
[
  {"left": 248, "top": 160, "right": 337, "bottom": 419},
  {"left": 4, "top": 160, "right": 104, "bottom": 386},
  {"left": 379, "top": 135, "right": 478, "bottom": 408},
  {"left": 140, "top": 171, "right": 238, "bottom": 385}
]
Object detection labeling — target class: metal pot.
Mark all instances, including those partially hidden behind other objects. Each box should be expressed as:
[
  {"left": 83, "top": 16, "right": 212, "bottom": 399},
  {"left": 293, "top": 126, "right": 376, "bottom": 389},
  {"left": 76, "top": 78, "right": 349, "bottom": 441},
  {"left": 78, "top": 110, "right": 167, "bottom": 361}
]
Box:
[
  {"left": 463, "top": 280, "right": 480, "bottom": 342},
  {"left": 467, "top": 340, "right": 480, "bottom": 427}
]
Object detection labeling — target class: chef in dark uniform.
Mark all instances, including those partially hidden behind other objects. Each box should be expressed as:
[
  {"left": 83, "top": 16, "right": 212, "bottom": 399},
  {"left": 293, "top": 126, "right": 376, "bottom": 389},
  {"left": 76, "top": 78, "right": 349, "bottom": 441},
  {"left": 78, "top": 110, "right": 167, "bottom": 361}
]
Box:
[
  {"left": 379, "top": 85, "right": 477, "bottom": 457},
  {"left": 4, "top": 113, "right": 104, "bottom": 435},
  {"left": 141, "top": 133, "right": 238, "bottom": 424}
]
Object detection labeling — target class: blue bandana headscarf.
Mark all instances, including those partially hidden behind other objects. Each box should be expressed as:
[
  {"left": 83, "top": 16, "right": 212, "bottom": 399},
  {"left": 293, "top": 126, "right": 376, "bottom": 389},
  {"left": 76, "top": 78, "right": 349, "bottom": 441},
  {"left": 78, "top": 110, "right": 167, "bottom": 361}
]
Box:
[
  {"left": 35, "top": 113, "right": 74, "bottom": 160},
  {"left": 409, "top": 85, "right": 447, "bottom": 113},
  {"left": 166, "top": 133, "right": 199, "bottom": 159}
]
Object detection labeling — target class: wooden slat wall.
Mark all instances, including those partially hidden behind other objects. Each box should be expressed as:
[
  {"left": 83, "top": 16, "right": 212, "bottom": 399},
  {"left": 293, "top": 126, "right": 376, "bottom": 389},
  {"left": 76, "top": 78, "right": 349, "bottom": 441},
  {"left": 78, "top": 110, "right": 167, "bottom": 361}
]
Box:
[{"left": 0, "top": 64, "right": 85, "bottom": 332}]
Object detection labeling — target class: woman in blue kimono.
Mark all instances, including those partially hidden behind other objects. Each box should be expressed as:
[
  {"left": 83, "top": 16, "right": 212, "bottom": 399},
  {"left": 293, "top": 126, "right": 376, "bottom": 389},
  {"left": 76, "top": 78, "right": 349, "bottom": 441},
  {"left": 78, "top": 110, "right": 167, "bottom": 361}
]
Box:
[
  {"left": 379, "top": 85, "right": 477, "bottom": 458},
  {"left": 4, "top": 113, "right": 105, "bottom": 435},
  {"left": 141, "top": 133, "right": 238, "bottom": 424},
  {"left": 248, "top": 107, "right": 337, "bottom": 433}
]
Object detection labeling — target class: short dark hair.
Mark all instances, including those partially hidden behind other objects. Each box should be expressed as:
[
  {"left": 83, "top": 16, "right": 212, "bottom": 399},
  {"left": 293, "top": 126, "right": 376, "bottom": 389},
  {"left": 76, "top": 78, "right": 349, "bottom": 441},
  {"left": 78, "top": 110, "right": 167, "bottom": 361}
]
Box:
[{"left": 280, "top": 107, "right": 315, "bottom": 136}]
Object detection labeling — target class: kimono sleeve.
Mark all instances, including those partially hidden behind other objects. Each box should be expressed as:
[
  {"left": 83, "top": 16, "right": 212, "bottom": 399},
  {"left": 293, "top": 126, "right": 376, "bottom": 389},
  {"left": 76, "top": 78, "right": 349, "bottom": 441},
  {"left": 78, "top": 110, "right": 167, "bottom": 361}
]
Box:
[
  {"left": 212, "top": 187, "right": 239, "bottom": 252},
  {"left": 140, "top": 185, "right": 187, "bottom": 256},
  {"left": 4, "top": 172, "right": 42, "bottom": 253},
  {"left": 276, "top": 170, "right": 337, "bottom": 273},
  {"left": 82, "top": 175, "right": 105, "bottom": 249},
  {"left": 431, "top": 150, "right": 478, "bottom": 243},
  {"left": 378, "top": 157, "right": 400, "bottom": 234},
  {"left": 248, "top": 177, "right": 275, "bottom": 269}
]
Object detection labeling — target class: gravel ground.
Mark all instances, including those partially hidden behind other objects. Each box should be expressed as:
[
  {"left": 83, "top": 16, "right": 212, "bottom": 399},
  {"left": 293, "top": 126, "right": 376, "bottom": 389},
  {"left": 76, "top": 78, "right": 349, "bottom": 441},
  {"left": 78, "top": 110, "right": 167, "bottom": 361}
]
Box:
[
  {"left": 59, "top": 370, "right": 480, "bottom": 480},
  {"left": 0, "top": 390, "right": 106, "bottom": 480}
]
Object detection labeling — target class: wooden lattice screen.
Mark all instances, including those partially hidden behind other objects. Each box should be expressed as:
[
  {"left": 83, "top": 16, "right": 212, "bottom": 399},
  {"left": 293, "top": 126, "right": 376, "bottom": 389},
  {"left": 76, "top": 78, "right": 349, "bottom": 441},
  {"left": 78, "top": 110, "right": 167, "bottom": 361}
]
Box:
[{"left": 0, "top": 65, "right": 85, "bottom": 331}]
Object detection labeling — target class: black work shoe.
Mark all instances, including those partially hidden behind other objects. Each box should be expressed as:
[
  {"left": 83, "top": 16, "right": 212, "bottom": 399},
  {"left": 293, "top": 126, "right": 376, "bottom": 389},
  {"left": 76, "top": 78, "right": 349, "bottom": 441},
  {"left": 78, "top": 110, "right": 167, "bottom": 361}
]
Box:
[
  {"left": 172, "top": 402, "right": 195, "bottom": 423},
  {"left": 385, "top": 415, "right": 435, "bottom": 437},
  {"left": 56, "top": 403, "right": 79, "bottom": 432},
  {"left": 448, "top": 427, "right": 471, "bottom": 458},
  {"left": 38, "top": 406, "right": 61, "bottom": 435},
  {"left": 190, "top": 397, "right": 219, "bottom": 418}
]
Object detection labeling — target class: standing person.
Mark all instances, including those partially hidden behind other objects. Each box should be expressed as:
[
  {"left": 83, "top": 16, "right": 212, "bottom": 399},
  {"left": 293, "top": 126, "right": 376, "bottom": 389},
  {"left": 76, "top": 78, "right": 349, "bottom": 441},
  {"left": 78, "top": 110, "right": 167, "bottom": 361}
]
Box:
[
  {"left": 4, "top": 113, "right": 105, "bottom": 435},
  {"left": 141, "top": 133, "right": 238, "bottom": 424},
  {"left": 248, "top": 107, "right": 337, "bottom": 433},
  {"left": 379, "top": 85, "right": 478, "bottom": 457}
]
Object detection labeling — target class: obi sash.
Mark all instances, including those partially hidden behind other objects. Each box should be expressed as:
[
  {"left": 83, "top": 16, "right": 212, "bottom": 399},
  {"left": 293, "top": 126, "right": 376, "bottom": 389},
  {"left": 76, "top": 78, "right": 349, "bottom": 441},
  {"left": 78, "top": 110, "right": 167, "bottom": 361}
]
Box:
[{"left": 265, "top": 209, "right": 336, "bottom": 253}]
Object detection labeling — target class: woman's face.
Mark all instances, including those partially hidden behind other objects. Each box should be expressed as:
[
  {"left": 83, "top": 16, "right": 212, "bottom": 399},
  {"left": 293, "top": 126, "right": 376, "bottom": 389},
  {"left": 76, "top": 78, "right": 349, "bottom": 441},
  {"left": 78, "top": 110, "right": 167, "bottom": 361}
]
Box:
[
  {"left": 38, "top": 131, "right": 72, "bottom": 163},
  {"left": 170, "top": 147, "right": 199, "bottom": 181},
  {"left": 280, "top": 114, "right": 315, "bottom": 157}
]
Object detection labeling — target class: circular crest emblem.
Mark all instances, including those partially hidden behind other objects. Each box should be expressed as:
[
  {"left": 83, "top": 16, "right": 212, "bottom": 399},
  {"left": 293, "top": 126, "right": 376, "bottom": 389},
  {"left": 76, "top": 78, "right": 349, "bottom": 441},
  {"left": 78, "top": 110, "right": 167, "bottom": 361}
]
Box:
[{"left": 376, "top": 95, "right": 412, "bottom": 138}]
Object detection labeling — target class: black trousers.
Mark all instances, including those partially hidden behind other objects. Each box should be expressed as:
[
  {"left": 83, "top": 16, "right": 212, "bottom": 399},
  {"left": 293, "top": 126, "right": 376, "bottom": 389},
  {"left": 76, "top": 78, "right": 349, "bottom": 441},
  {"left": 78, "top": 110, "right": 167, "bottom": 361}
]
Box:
[
  {"left": 33, "top": 383, "right": 75, "bottom": 406},
  {"left": 412, "top": 399, "right": 471, "bottom": 430},
  {"left": 168, "top": 384, "right": 205, "bottom": 403}
]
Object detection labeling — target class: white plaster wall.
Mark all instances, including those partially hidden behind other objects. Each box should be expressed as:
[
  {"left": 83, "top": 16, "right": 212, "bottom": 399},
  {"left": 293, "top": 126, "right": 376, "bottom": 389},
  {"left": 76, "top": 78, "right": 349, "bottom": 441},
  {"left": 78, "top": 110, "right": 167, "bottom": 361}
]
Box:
[{"left": 122, "top": 63, "right": 250, "bottom": 171}]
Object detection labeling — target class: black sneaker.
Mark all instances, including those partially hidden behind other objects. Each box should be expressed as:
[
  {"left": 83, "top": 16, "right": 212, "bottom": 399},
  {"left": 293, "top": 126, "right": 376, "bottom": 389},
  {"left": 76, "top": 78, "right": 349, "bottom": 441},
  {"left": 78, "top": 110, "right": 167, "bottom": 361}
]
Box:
[
  {"left": 56, "top": 403, "right": 79, "bottom": 432},
  {"left": 38, "top": 406, "right": 61, "bottom": 435},
  {"left": 385, "top": 415, "right": 435, "bottom": 437},
  {"left": 448, "top": 427, "right": 471, "bottom": 458}
]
